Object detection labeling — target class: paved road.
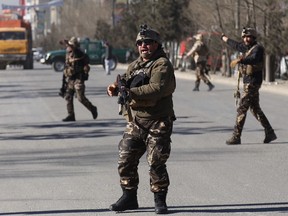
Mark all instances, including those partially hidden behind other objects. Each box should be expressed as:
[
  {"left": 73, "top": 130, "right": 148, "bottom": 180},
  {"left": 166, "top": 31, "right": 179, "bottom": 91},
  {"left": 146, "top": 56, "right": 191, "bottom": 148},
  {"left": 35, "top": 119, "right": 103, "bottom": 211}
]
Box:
[{"left": 0, "top": 63, "right": 287, "bottom": 216}]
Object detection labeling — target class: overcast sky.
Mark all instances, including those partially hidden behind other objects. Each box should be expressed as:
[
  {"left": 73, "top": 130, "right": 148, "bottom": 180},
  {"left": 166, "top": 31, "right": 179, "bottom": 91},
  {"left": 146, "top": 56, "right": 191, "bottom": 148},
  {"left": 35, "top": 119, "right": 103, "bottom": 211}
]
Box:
[{"left": 0, "top": 0, "right": 19, "bottom": 11}]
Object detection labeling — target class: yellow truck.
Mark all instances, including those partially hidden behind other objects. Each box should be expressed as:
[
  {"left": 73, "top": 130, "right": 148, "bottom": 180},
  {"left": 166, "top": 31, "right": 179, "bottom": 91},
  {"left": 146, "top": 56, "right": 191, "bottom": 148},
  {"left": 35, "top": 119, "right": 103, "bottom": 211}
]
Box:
[{"left": 0, "top": 15, "right": 33, "bottom": 70}]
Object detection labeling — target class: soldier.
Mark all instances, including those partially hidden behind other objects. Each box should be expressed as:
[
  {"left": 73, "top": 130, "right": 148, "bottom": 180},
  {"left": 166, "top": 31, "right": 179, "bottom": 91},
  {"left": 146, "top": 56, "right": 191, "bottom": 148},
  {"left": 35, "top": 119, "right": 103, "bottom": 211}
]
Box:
[
  {"left": 62, "top": 36, "right": 98, "bottom": 121},
  {"left": 221, "top": 27, "right": 277, "bottom": 145},
  {"left": 107, "top": 24, "right": 176, "bottom": 214},
  {"left": 185, "top": 33, "right": 215, "bottom": 91}
]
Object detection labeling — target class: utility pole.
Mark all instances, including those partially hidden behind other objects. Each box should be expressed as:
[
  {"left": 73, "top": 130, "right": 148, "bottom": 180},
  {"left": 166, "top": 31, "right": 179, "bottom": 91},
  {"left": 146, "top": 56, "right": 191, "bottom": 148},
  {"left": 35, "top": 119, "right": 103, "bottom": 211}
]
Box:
[
  {"left": 264, "top": 6, "right": 275, "bottom": 83},
  {"left": 235, "top": 0, "right": 240, "bottom": 35}
]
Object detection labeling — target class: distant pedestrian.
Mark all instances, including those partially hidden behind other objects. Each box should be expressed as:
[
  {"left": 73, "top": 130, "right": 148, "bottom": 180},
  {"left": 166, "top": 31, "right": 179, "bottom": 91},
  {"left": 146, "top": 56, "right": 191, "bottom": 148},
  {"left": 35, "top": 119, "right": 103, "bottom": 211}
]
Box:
[
  {"left": 178, "top": 37, "right": 192, "bottom": 72},
  {"left": 104, "top": 41, "right": 113, "bottom": 75},
  {"left": 185, "top": 33, "right": 215, "bottom": 91},
  {"left": 221, "top": 27, "right": 277, "bottom": 145}
]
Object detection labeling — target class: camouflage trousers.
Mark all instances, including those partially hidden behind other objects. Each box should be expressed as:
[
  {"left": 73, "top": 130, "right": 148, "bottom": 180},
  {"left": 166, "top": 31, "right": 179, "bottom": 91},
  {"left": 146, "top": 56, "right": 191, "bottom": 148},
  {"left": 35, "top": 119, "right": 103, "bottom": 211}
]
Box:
[
  {"left": 233, "top": 83, "right": 273, "bottom": 137},
  {"left": 117, "top": 116, "right": 173, "bottom": 193},
  {"left": 195, "top": 61, "right": 211, "bottom": 87},
  {"left": 64, "top": 79, "right": 95, "bottom": 116}
]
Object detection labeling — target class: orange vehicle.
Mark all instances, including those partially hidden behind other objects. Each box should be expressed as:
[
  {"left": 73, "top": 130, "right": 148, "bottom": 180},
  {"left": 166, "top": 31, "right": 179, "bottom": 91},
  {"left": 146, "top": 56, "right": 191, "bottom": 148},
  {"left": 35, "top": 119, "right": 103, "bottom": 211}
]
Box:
[{"left": 0, "top": 13, "right": 33, "bottom": 70}]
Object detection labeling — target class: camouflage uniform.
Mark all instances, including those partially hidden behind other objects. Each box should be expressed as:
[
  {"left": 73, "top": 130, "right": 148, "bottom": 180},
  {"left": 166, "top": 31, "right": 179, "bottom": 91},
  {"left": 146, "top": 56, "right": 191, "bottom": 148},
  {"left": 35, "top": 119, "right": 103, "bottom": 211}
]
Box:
[
  {"left": 234, "top": 83, "right": 273, "bottom": 138},
  {"left": 118, "top": 49, "right": 176, "bottom": 192},
  {"left": 186, "top": 33, "right": 214, "bottom": 91},
  {"left": 62, "top": 37, "right": 97, "bottom": 121},
  {"left": 109, "top": 25, "right": 176, "bottom": 214},
  {"left": 119, "top": 116, "right": 173, "bottom": 192},
  {"left": 223, "top": 28, "right": 277, "bottom": 144}
]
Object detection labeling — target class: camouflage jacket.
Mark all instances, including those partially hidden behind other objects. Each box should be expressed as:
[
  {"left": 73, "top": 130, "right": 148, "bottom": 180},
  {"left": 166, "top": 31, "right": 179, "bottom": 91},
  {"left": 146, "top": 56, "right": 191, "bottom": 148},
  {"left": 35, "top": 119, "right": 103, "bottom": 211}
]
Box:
[
  {"left": 186, "top": 40, "right": 209, "bottom": 63},
  {"left": 64, "top": 48, "right": 86, "bottom": 80},
  {"left": 124, "top": 48, "right": 176, "bottom": 120}
]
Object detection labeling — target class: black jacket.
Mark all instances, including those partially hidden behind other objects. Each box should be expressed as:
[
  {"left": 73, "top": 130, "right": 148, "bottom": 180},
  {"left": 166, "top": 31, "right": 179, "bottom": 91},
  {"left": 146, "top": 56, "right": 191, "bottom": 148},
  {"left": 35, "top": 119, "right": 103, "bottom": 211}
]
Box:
[{"left": 227, "top": 39, "right": 264, "bottom": 85}]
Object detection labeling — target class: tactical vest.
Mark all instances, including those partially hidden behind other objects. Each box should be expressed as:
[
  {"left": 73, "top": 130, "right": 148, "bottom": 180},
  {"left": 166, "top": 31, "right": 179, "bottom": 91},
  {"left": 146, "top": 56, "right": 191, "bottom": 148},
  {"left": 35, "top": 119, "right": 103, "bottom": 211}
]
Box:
[
  {"left": 64, "top": 53, "right": 75, "bottom": 77},
  {"left": 126, "top": 60, "right": 156, "bottom": 88},
  {"left": 239, "top": 43, "right": 264, "bottom": 76},
  {"left": 64, "top": 50, "right": 87, "bottom": 80},
  {"left": 197, "top": 42, "right": 209, "bottom": 56}
]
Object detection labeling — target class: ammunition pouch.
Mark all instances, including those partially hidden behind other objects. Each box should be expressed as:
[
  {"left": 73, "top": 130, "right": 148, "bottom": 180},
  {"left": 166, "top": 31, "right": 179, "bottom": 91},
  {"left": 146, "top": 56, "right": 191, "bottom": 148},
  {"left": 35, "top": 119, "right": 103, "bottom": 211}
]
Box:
[
  {"left": 84, "top": 65, "right": 90, "bottom": 73},
  {"left": 64, "top": 67, "right": 75, "bottom": 77},
  {"left": 129, "top": 98, "right": 157, "bottom": 108},
  {"left": 126, "top": 71, "right": 154, "bottom": 108},
  {"left": 127, "top": 71, "right": 150, "bottom": 88},
  {"left": 246, "top": 64, "right": 263, "bottom": 75}
]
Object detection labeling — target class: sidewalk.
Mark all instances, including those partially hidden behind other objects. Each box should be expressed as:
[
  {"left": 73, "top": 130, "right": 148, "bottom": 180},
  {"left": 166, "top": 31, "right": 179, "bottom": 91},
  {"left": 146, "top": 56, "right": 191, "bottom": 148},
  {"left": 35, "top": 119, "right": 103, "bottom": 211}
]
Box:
[
  {"left": 175, "top": 69, "right": 288, "bottom": 96},
  {"left": 117, "top": 63, "right": 288, "bottom": 96}
]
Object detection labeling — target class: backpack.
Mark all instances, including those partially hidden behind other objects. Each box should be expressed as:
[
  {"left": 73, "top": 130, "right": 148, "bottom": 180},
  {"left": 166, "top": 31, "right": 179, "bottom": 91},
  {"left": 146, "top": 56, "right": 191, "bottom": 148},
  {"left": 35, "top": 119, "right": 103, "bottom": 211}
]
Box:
[{"left": 197, "top": 42, "right": 209, "bottom": 56}]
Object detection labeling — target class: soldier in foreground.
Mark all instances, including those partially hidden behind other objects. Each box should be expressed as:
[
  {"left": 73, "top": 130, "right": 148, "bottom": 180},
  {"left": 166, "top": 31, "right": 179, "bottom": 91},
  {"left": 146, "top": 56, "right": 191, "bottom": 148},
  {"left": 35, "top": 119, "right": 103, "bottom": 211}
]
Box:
[
  {"left": 107, "top": 25, "right": 176, "bottom": 214},
  {"left": 221, "top": 27, "right": 277, "bottom": 145},
  {"left": 62, "top": 37, "right": 98, "bottom": 121}
]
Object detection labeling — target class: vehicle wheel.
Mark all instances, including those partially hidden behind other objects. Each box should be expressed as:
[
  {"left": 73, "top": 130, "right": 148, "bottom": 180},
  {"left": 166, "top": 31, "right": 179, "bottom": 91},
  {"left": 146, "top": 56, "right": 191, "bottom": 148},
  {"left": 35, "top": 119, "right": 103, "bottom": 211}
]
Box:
[
  {"left": 24, "top": 55, "right": 34, "bottom": 69},
  {"left": 0, "top": 63, "right": 6, "bottom": 70},
  {"left": 53, "top": 60, "right": 65, "bottom": 72}
]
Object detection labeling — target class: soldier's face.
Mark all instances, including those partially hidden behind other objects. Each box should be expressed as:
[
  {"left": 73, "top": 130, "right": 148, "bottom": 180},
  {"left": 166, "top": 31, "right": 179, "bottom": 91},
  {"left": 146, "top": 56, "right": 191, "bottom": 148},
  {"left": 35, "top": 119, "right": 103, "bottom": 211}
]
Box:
[
  {"left": 243, "top": 35, "right": 254, "bottom": 45},
  {"left": 136, "top": 39, "right": 158, "bottom": 61}
]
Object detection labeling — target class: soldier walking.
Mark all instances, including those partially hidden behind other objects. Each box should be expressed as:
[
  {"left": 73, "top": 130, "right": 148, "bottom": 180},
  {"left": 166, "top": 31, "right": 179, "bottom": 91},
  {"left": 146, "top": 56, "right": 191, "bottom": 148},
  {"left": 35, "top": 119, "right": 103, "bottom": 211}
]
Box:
[
  {"left": 221, "top": 28, "right": 277, "bottom": 145},
  {"left": 62, "top": 37, "right": 98, "bottom": 122},
  {"left": 185, "top": 33, "right": 215, "bottom": 91},
  {"left": 107, "top": 24, "right": 176, "bottom": 214}
]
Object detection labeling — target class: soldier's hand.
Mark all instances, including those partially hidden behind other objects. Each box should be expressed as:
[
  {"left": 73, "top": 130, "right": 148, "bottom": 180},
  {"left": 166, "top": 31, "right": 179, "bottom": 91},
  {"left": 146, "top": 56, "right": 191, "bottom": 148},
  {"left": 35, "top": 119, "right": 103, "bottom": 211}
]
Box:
[
  {"left": 107, "top": 83, "right": 118, "bottom": 97},
  {"left": 221, "top": 33, "right": 228, "bottom": 42},
  {"left": 230, "top": 58, "right": 240, "bottom": 68}
]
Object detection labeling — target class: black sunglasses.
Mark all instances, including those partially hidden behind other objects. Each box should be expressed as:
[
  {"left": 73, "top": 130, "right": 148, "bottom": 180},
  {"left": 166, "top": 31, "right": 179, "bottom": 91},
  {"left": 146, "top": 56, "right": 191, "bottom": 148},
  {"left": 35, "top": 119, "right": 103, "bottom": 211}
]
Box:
[{"left": 136, "top": 39, "right": 155, "bottom": 46}]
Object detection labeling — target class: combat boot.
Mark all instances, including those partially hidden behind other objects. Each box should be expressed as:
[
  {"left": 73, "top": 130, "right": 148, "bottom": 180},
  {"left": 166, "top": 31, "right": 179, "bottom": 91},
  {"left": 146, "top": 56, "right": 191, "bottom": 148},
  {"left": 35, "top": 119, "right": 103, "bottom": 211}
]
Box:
[
  {"left": 226, "top": 135, "right": 241, "bottom": 145},
  {"left": 193, "top": 81, "right": 200, "bottom": 91},
  {"left": 264, "top": 129, "right": 277, "bottom": 143},
  {"left": 91, "top": 106, "right": 98, "bottom": 119},
  {"left": 109, "top": 189, "right": 138, "bottom": 212},
  {"left": 62, "top": 114, "right": 75, "bottom": 122},
  {"left": 154, "top": 191, "right": 168, "bottom": 214},
  {"left": 208, "top": 83, "right": 215, "bottom": 91}
]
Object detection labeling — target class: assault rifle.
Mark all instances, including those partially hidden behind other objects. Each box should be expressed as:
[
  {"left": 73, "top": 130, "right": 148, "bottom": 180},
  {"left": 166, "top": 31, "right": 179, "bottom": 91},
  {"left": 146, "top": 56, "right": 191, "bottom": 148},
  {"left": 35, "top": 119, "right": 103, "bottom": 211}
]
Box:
[
  {"left": 58, "top": 73, "right": 67, "bottom": 98},
  {"left": 116, "top": 74, "right": 129, "bottom": 115}
]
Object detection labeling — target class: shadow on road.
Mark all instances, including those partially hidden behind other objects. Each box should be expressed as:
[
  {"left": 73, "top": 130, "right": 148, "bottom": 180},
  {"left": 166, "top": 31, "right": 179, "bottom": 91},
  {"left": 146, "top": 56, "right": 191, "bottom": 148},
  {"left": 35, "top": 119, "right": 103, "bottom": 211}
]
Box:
[
  {"left": 0, "top": 202, "right": 287, "bottom": 215},
  {"left": 169, "top": 202, "right": 288, "bottom": 214},
  {"left": 0, "top": 119, "right": 125, "bottom": 141}
]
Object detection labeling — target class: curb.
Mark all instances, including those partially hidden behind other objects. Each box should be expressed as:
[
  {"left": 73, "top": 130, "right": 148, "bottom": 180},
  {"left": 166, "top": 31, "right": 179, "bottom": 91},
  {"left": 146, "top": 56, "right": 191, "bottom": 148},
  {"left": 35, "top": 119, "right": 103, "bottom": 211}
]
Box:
[{"left": 117, "top": 63, "right": 288, "bottom": 96}]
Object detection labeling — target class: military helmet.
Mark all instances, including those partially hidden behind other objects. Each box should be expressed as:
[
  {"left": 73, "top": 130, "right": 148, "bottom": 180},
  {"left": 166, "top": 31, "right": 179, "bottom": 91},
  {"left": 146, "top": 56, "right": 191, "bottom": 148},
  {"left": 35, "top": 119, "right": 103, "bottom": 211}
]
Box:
[
  {"left": 136, "top": 24, "right": 161, "bottom": 45},
  {"left": 241, "top": 27, "right": 257, "bottom": 38},
  {"left": 194, "top": 33, "right": 203, "bottom": 41},
  {"left": 68, "top": 36, "right": 79, "bottom": 47}
]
